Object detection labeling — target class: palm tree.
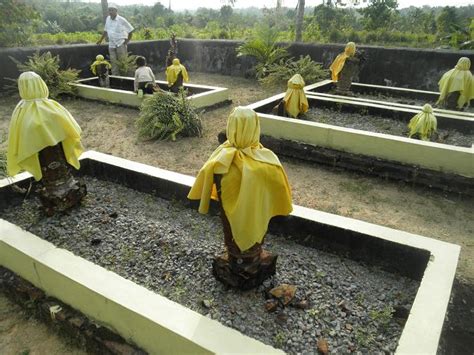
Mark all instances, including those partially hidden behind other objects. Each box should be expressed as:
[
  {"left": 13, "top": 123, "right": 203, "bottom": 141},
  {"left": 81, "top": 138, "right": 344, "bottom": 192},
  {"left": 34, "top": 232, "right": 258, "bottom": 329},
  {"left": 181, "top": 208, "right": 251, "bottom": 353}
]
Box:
[
  {"left": 236, "top": 25, "right": 289, "bottom": 79},
  {"left": 295, "top": 0, "right": 305, "bottom": 42},
  {"left": 101, "top": 0, "right": 108, "bottom": 24}
]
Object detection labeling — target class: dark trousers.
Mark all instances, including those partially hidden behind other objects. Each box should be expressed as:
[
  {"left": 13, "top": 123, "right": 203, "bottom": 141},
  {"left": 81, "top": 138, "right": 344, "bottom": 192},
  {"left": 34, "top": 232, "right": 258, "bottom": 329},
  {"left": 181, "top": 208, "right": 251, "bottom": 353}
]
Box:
[{"left": 138, "top": 82, "right": 155, "bottom": 94}]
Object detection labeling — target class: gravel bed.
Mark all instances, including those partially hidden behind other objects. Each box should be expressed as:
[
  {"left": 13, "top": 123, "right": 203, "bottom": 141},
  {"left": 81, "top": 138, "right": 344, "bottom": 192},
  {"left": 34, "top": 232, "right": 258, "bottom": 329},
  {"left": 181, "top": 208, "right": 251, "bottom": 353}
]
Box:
[
  {"left": 0, "top": 177, "right": 420, "bottom": 354},
  {"left": 303, "top": 107, "right": 473, "bottom": 148}
]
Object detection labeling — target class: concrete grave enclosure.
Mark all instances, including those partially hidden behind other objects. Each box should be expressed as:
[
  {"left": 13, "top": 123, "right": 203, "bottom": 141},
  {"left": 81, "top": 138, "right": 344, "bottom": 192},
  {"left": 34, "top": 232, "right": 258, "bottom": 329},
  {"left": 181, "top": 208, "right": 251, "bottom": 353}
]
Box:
[
  {"left": 244, "top": 79, "right": 474, "bottom": 196},
  {"left": 0, "top": 151, "right": 460, "bottom": 354},
  {"left": 71, "top": 76, "right": 230, "bottom": 109}
]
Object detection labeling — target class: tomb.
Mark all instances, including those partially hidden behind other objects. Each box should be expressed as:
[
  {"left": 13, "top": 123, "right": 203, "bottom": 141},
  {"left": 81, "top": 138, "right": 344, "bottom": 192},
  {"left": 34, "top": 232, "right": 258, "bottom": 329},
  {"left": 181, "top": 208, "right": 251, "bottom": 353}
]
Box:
[
  {"left": 305, "top": 80, "right": 474, "bottom": 117},
  {"left": 70, "top": 75, "right": 230, "bottom": 109},
  {"left": 0, "top": 151, "right": 460, "bottom": 354},
  {"left": 245, "top": 87, "right": 474, "bottom": 196}
]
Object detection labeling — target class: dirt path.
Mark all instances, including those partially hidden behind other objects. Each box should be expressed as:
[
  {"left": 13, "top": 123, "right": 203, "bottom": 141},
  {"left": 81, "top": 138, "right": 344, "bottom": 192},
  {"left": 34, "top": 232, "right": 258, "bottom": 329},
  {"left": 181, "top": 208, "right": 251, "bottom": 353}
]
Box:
[
  {"left": 0, "top": 72, "right": 472, "bottom": 353},
  {"left": 0, "top": 293, "right": 87, "bottom": 355}
]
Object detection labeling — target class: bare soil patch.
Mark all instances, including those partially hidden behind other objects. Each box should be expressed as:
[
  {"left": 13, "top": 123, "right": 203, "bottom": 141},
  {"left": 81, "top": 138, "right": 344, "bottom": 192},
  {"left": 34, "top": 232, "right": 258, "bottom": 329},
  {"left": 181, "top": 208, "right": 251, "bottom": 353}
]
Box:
[
  {"left": 0, "top": 72, "right": 472, "bottom": 353},
  {"left": 0, "top": 293, "right": 87, "bottom": 355}
]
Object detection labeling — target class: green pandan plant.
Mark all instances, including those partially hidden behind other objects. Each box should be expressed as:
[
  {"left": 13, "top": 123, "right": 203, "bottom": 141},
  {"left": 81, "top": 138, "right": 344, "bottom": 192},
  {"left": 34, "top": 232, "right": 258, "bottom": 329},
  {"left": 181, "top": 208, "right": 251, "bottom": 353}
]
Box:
[
  {"left": 11, "top": 51, "right": 80, "bottom": 98},
  {"left": 136, "top": 90, "right": 202, "bottom": 141}
]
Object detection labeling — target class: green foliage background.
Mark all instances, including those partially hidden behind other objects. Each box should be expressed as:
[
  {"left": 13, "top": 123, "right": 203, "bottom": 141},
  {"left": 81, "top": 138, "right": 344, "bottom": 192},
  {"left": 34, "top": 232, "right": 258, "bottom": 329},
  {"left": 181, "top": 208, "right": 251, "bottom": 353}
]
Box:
[{"left": 0, "top": 0, "right": 472, "bottom": 49}]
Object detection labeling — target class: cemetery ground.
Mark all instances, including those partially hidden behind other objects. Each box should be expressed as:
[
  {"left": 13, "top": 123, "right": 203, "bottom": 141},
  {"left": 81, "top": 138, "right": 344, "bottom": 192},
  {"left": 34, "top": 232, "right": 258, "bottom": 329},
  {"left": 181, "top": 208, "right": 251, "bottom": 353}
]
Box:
[{"left": 0, "top": 72, "right": 472, "bottom": 353}]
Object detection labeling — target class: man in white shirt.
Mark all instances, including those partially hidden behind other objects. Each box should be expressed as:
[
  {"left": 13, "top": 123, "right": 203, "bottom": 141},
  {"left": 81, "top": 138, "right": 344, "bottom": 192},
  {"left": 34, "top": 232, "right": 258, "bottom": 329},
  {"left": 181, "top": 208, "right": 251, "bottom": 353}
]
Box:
[{"left": 96, "top": 4, "right": 134, "bottom": 75}]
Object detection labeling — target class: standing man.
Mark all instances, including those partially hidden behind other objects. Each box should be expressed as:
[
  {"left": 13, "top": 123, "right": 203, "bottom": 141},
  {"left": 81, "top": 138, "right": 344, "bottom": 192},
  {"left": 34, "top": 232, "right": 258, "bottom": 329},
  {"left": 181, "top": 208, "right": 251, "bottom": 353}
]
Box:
[{"left": 96, "top": 4, "right": 134, "bottom": 75}]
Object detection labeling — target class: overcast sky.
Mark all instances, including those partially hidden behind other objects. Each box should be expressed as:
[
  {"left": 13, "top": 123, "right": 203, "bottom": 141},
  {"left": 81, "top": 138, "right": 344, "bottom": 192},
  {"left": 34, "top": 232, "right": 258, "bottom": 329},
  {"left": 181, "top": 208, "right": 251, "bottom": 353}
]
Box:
[{"left": 99, "top": 0, "right": 473, "bottom": 11}]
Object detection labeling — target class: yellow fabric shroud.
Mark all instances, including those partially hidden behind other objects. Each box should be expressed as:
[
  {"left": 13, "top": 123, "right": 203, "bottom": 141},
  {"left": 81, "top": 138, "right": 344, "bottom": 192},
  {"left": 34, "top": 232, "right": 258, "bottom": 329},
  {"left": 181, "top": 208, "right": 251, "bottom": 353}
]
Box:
[
  {"left": 283, "top": 74, "right": 309, "bottom": 118},
  {"left": 7, "top": 72, "right": 84, "bottom": 181},
  {"left": 90, "top": 54, "right": 111, "bottom": 75},
  {"left": 166, "top": 58, "right": 189, "bottom": 86},
  {"left": 408, "top": 104, "right": 437, "bottom": 141},
  {"left": 437, "top": 57, "right": 474, "bottom": 109},
  {"left": 187, "top": 107, "right": 293, "bottom": 252},
  {"left": 329, "top": 42, "right": 356, "bottom": 82}
]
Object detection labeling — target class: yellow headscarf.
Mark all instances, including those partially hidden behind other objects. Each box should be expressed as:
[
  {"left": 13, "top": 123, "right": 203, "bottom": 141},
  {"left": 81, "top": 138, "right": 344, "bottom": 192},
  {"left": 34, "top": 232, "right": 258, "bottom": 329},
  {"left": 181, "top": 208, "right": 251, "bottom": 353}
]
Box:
[
  {"left": 408, "top": 104, "right": 437, "bottom": 141},
  {"left": 90, "top": 54, "right": 111, "bottom": 75},
  {"left": 283, "top": 74, "right": 309, "bottom": 118},
  {"left": 329, "top": 42, "right": 356, "bottom": 82},
  {"left": 7, "top": 72, "right": 83, "bottom": 181},
  {"left": 166, "top": 58, "right": 189, "bottom": 86},
  {"left": 437, "top": 57, "right": 474, "bottom": 109},
  {"left": 188, "top": 107, "right": 293, "bottom": 252}
]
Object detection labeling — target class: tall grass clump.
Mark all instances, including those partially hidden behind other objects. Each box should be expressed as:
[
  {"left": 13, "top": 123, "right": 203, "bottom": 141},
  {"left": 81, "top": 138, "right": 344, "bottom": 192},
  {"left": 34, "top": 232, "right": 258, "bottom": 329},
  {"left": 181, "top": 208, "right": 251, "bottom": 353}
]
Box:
[
  {"left": 11, "top": 51, "right": 80, "bottom": 98},
  {"left": 136, "top": 90, "right": 202, "bottom": 141}
]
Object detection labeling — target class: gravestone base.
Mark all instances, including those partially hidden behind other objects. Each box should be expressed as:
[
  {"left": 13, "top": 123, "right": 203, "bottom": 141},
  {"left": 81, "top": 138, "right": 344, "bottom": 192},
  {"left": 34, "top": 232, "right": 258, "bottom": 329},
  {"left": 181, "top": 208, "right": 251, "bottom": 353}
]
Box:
[
  {"left": 212, "top": 250, "right": 277, "bottom": 291},
  {"left": 38, "top": 145, "right": 87, "bottom": 216}
]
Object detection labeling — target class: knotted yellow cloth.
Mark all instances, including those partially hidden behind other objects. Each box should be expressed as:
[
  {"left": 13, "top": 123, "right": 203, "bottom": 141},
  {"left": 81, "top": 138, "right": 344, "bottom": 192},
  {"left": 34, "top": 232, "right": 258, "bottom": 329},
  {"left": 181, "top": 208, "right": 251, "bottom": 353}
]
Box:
[
  {"left": 283, "top": 74, "right": 309, "bottom": 118},
  {"left": 166, "top": 58, "right": 189, "bottom": 86},
  {"left": 408, "top": 104, "right": 437, "bottom": 141},
  {"left": 188, "top": 107, "right": 293, "bottom": 252},
  {"left": 90, "top": 54, "right": 111, "bottom": 75},
  {"left": 329, "top": 42, "right": 356, "bottom": 82},
  {"left": 7, "top": 72, "right": 83, "bottom": 181},
  {"left": 437, "top": 57, "right": 474, "bottom": 109}
]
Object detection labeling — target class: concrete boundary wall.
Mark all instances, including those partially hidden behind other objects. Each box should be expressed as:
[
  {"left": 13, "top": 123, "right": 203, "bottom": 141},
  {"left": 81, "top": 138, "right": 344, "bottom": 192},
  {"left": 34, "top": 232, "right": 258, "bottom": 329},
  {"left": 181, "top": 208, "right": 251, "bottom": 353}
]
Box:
[
  {"left": 1, "top": 40, "right": 472, "bottom": 91},
  {"left": 0, "top": 151, "right": 461, "bottom": 354}
]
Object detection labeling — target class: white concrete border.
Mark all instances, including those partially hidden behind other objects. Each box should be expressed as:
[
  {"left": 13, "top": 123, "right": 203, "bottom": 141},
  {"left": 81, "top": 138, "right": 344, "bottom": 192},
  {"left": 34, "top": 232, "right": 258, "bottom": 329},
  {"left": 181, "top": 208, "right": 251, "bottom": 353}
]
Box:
[
  {"left": 0, "top": 151, "right": 460, "bottom": 354},
  {"left": 70, "top": 76, "right": 229, "bottom": 109}
]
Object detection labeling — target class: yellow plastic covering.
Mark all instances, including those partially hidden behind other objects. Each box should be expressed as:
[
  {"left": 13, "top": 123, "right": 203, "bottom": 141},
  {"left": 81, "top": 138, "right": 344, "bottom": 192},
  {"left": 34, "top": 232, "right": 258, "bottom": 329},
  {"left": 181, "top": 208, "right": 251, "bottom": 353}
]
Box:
[
  {"left": 188, "top": 107, "right": 293, "bottom": 252},
  {"left": 283, "top": 74, "right": 309, "bottom": 118},
  {"left": 166, "top": 58, "right": 189, "bottom": 86},
  {"left": 408, "top": 104, "right": 437, "bottom": 141},
  {"left": 437, "top": 57, "right": 474, "bottom": 108},
  {"left": 329, "top": 42, "right": 356, "bottom": 82},
  {"left": 7, "top": 72, "right": 83, "bottom": 181},
  {"left": 90, "top": 54, "right": 111, "bottom": 75}
]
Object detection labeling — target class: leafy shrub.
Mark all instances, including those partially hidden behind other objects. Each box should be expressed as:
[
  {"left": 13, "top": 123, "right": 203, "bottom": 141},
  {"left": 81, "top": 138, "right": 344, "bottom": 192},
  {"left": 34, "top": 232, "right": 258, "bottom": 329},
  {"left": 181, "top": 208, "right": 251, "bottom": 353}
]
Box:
[
  {"left": 136, "top": 91, "right": 202, "bottom": 141},
  {"left": 259, "top": 55, "right": 329, "bottom": 88},
  {"left": 11, "top": 51, "right": 80, "bottom": 98},
  {"left": 113, "top": 52, "right": 138, "bottom": 76}
]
